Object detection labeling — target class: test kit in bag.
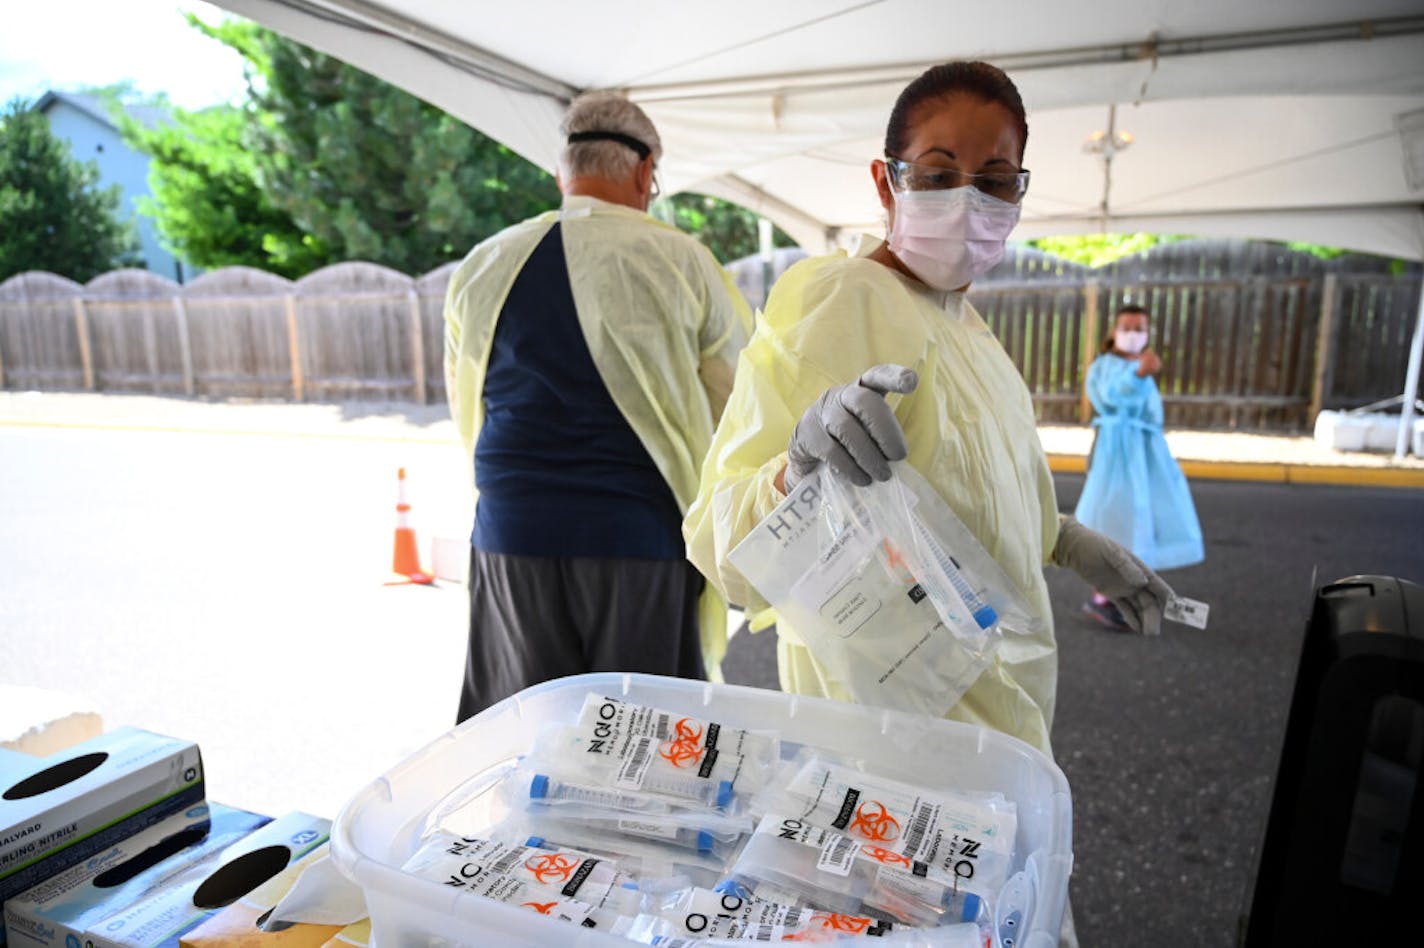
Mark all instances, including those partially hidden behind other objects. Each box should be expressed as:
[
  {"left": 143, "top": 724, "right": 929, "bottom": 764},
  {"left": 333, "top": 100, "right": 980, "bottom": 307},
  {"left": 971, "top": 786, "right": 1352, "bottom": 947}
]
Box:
[
  {"left": 756, "top": 751, "right": 1017, "bottom": 898},
  {"left": 399, "top": 830, "right": 641, "bottom": 916},
  {"left": 728, "top": 463, "right": 1039, "bottom": 717},
  {"left": 626, "top": 885, "right": 898, "bottom": 942},
  {"left": 496, "top": 766, "right": 750, "bottom": 858},
  {"left": 724, "top": 812, "right": 984, "bottom": 928}
]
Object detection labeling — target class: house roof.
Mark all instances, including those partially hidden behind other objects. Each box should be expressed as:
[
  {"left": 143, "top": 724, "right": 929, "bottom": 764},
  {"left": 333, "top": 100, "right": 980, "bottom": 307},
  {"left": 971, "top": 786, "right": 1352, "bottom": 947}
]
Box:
[{"left": 34, "top": 90, "right": 171, "bottom": 132}]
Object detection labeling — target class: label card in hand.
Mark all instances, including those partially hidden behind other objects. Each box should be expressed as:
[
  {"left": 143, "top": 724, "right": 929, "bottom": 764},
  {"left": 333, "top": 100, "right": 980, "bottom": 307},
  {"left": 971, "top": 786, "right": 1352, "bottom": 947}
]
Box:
[{"left": 1165, "top": 596, "right": 1209, "bottom": 629}]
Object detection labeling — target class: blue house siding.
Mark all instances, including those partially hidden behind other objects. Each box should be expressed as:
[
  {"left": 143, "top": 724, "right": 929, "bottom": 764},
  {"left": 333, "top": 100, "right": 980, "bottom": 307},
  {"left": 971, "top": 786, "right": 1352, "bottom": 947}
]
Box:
[{"left": 37, "top": 93, "right": 191, "bottom": 283}]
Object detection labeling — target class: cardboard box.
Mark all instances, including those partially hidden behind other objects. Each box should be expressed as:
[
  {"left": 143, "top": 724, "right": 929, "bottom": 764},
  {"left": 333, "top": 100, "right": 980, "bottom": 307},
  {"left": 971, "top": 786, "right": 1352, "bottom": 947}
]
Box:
[
  {"left": 4, "top": 803, "right": 269, "bottom": 948},
  {"left": 179, "top": 846, "right": 343, "bottom": 947},
  {"left": 81, "top": 811, "right": 330, "bottom": 947},
  {"left": 0, "top": 728, "right": 205, "bottom": 943},
  {"left": 318, "top": 920, "right": 367, "bottom": 948}
]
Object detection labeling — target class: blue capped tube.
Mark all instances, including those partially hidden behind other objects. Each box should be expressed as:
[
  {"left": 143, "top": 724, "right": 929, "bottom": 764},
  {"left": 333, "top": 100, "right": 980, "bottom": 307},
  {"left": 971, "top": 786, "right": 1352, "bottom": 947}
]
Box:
[{"left": 914, "top": 520, "right": 998, "bottom": 630}]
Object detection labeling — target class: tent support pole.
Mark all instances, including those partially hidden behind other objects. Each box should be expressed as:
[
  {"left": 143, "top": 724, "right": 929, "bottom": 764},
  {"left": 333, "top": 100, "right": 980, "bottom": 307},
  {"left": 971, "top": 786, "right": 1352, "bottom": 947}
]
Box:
[{"left": 1395, "top": 276, "right": 1424, "bottom": 458}]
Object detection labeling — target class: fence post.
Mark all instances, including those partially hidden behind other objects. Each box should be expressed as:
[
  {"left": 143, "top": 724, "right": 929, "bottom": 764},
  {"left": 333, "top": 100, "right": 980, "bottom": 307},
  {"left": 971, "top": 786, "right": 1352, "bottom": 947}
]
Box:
[
  {"left": 142, "top": 304, "right": 161, "bottom": 394},
  {"left": 1079, "top": 280, "right": 1100, "bottom": 423},
  {"left": 1232, "top": 277, "right": 1269, "bottom": 429},
  {"left": 172, "top": 296, "right": 195, "bottom": 396},
  {"left": 72, "top": 297, "right": 95, "bottom": 390},
  {"left": 407, "top": 290, "right": 427, "bottom": 405},
  {"left": 285, "top": 295, "right": 305, "bottom": 402},
  {"left": 1308, "top": 273, "right": 1339, "bottom": 424}
]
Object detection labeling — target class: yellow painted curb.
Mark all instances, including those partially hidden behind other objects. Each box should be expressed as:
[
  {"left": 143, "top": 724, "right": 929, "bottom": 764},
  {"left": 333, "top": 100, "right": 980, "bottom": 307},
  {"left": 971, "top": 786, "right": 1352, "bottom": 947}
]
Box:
[
  {"left": 1177, "top": 459, "right": 1290, "bottom": 483},
  {"left": 1046, "top": 453, "right": 1424, "bottom": 489},
  {"left": 1046, "top": 455, "right": 1087, "bottom": 474},
  {"left": 1284, "top": 465, "right": 1424, "bottom": 489}
]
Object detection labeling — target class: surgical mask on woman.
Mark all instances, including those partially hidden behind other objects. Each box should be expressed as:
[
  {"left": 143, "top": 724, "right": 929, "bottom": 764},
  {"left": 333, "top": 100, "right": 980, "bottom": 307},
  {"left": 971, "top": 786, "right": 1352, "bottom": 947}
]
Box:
[
  {"left": 887, "top": 185, "right": 1020, "bottom": 291},
  {"left": 1114, "top": 329, "right": 1149, "bottom": 354}
]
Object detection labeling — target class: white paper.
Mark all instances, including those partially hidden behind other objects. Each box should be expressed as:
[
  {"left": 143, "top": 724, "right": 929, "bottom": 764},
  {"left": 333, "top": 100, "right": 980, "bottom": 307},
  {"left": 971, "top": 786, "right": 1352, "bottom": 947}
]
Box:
[{"left": 1165, "top": 596, "right": 1210, "bottom": 629}]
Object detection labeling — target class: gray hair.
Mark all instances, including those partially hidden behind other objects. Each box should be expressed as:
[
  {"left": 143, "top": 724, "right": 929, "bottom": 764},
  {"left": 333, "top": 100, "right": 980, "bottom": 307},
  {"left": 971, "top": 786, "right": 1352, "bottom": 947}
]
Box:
[{"left": 558, "top": 91, "right": 662, "bottom": 181}]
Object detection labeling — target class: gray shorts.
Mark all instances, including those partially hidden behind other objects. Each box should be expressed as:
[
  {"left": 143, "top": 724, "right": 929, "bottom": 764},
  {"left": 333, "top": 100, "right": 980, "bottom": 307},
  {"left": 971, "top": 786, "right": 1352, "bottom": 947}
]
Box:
[{"left": 456, "top": 549, "right": 706, "bottom": 722}]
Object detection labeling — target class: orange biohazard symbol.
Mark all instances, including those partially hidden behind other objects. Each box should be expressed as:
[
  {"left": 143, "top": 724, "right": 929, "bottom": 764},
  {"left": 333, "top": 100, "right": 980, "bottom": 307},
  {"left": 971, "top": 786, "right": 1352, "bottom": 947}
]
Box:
[
  {"left": 812, "top": 912, "right": 872, "bottom": 933},
  {"left": 848, "top": 800, "right": 901, "bottom": 842},
  {"left": 523, "top": 853, "right": 578, "bottom": 884},
  {"left": 860, "top": 844, "right": 911, "bottom": 867},
  {"left": 657, "top": 717, "right": 705, "bottom": 769},
  {"left": 783, "top": 913, "right": 872, "bottom": 942},
  {"left": 521, "top": 901, "right": 558, "bottom": 915},
  {"left": 882, "top": 539, "right": 912, "bottom": 574}
]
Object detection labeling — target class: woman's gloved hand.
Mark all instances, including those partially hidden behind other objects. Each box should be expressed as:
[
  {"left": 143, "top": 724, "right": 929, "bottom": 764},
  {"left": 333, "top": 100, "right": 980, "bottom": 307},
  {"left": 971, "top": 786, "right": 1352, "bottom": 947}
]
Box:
[
  {"left": 785, "top": 364, "right": 918, "bottom": 491},
  {"left": 1053, "top": 516, "right": 1175, "bottom": 635}
]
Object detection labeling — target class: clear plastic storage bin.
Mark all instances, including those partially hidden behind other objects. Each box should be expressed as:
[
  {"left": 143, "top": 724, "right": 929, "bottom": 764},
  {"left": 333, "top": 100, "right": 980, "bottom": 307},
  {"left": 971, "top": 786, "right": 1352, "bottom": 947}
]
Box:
[{"left": 330, "top": 673, "right": 1072, "bottom": 948}]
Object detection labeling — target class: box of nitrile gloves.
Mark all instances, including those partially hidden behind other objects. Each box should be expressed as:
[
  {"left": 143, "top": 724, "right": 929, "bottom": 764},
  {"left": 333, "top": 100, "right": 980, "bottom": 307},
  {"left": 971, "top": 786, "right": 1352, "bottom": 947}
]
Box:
[
  {"left": 0, "top": 728, "right": 205, "bottom": 944},
  {"left": 3, "top": 802, "right": 269, "bottom": 948},
  {"left": 4, "top": 809, "right": 327, "bottom": 948},
  {"left": 179, "top": 845, "right": 343, "bottom": 947},
  {"left": 81, "top": 811, "right": 330, "bottom": 948}
]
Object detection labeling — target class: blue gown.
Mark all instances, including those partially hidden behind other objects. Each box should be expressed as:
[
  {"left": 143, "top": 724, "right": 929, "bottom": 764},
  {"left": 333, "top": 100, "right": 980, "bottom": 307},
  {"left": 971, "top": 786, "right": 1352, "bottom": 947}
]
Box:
[{"left": 1074, "top": 353, "right": 1205, "bottom": 571}]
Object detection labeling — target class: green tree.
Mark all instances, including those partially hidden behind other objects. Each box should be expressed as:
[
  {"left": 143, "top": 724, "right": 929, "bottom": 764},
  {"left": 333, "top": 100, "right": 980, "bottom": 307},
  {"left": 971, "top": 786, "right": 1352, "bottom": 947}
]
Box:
[
  {"left": 0, "top": 98, "right": 140, "bottom": 282},
  {"left": 654, "top": 192, "right": 797, "bottom": 263},
  {"left": 121, "top": 103, "right": 319, "bottom": 278},
  {"left": 221, "top": 18, "right": 560, "bottom": 275},
  {"left": 1026, "top": 232, "right": 1186, "bottom": 267}
]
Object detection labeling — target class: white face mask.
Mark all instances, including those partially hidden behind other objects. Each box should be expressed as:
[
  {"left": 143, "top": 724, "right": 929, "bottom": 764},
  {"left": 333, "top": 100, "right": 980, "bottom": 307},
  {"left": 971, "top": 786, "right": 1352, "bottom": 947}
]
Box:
[
  {"left": 1114, "top": 329, "right": 1149, "bottom": 354},
  {"left": 887, "top": 185, "right": 1020, "bottom": 291}
]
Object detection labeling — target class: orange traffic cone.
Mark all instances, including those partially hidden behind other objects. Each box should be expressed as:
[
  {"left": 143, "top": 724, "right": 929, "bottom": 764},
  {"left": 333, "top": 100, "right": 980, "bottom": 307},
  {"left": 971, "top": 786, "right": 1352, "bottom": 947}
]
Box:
[{"left": 388, "top": 467, "right": 435, "bottom": 586}]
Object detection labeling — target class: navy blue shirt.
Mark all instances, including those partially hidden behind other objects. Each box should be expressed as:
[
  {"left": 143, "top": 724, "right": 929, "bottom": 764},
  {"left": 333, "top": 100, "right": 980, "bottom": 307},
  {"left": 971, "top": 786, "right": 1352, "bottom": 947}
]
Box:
[{"left": 472, "top": 223, "right": 684, "bottom": 560}]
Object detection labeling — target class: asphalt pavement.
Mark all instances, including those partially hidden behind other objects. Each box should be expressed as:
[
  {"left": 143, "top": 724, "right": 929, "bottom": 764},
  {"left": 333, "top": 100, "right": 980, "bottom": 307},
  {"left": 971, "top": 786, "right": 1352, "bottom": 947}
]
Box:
[{"left": 721, "top": 473, "right": 1424, "bottom": 947}]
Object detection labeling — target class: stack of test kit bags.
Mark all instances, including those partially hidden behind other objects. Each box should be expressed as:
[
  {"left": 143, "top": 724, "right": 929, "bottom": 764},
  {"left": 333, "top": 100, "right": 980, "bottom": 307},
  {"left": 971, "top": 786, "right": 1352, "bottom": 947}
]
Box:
[
  {"left": 327, "top": 674, "right": 1072, "bottom": 948},
  {"left": 0, "top": 728, "right": 205, "bottom": 946}
]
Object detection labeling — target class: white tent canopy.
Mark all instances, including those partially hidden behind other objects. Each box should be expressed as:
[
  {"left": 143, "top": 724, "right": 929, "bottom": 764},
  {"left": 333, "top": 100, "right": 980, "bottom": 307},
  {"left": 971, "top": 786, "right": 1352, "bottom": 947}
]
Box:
[
  {"left": 214, "top": 0, "right": 1424, "bottom": 450},
  {"left": 217, "top": 0, "right": 1424, "bottom": 257}
]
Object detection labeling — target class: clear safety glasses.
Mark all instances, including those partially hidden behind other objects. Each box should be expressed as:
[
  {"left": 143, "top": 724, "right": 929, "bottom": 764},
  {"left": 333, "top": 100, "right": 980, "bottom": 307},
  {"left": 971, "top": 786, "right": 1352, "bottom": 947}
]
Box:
[{"left": 884, "top": 156, "right": 1031, "bottom": 205}]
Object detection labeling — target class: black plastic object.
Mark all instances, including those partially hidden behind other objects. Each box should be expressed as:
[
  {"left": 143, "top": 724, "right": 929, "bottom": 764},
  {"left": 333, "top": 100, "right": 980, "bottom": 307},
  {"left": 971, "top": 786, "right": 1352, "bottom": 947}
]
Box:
[{"left": 1242, "top": 575, "right": 1423, "bottom": 945}]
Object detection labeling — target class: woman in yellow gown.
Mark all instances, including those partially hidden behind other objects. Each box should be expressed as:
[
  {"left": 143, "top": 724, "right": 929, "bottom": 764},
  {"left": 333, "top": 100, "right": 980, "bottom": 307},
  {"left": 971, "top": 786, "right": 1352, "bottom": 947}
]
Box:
[{"left": 684, "top": 61, "right": 1173, "bottom": 760}]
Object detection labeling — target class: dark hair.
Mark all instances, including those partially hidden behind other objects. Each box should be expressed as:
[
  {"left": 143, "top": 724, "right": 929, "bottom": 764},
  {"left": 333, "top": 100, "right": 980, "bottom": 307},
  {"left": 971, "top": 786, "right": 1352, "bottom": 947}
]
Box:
[
  {"left": 1102, "top": 304, "right": 1151, "bottom": 352},
  {"left": 885, "top": 62, "right": 1029, "bottom": 160}
]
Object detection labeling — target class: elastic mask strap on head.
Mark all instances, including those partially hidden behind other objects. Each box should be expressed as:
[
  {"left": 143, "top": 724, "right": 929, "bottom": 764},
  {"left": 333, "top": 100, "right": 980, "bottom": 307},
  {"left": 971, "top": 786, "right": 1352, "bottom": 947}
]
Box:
[{"left": 567, "top": 130, "right": 652, "bottom": 160}]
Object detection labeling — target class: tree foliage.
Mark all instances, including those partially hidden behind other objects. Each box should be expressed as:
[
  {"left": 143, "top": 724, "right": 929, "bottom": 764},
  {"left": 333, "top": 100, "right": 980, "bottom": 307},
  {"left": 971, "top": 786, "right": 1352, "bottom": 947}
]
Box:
[
  {"left": 1025, "top": 232, "right": 1186, "bottom": 267},
  {"left": 654, "top": 192, "right": 796, "bottom": 263},
  {"left": 122, "top": 103, "right": 316, "bottom": 277},
  {"left": 1028, "top": 232, "right": 1410, "bottom": 273},
  {"left": 233, "top": 18, "right": 559, "bottom": 275},
  {"left": 124, "top": 16, "right": 560, "bottom": 277},
  {"left": 0, "top": 98, "right": 140, "bottom": 282}
]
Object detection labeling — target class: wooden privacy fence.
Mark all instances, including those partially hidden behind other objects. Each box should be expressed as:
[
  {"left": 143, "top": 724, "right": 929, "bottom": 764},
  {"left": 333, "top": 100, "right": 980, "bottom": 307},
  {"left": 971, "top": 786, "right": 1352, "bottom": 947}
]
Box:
[
  {"left": 0, "top": 262, "right": 459, "bottom": 405},
  {"left": 2, "top": 240, "right": 1420, "bottom": 430},
  {"left": 967, "top": 240, "right": 1422, "bottom": 428}
]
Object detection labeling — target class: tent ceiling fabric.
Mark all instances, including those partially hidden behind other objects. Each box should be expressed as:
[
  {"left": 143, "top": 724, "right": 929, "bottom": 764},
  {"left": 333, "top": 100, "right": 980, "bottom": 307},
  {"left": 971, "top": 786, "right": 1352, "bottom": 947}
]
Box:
[{"left": 218, "top": 0, "right": 1424, "bottom": 258}]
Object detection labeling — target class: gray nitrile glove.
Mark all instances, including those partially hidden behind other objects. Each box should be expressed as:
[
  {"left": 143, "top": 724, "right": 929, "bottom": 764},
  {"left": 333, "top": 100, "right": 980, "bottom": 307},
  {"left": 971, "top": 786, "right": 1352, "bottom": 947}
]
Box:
[
  {"left": 785, "top": 364, "right": 918, "bottom": 491},
  {"left": 1053, "top": 516, "right": 1175, "bottom": 635}
]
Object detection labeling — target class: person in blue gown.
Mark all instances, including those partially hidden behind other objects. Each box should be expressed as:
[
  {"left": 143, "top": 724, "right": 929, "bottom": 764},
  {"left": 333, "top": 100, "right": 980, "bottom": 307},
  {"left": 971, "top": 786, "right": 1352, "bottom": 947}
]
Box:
[{"left": 1075, "top": 304, "right": 1204, "bottom": 630}]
